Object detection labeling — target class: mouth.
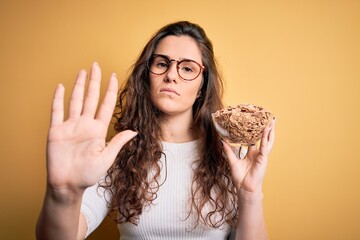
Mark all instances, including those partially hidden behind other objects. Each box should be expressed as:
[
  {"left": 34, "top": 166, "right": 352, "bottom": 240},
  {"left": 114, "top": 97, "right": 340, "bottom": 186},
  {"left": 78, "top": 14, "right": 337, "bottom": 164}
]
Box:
[{"left": 160, "top": 87, "right": 180, "bottom": 96}]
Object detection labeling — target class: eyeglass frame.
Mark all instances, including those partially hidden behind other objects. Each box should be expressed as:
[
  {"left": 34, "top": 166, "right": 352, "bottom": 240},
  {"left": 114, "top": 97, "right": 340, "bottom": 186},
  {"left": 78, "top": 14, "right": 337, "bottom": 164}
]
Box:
[{"left": 146, "top": 54, "right": 205, "bottom": 81}]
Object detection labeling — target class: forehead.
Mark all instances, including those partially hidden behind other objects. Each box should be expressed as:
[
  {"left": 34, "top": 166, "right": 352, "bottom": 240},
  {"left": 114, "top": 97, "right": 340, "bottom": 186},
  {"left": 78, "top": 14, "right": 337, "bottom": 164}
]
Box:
[{"left": 155, "top": 35, "right": 203, "bottom": 64}]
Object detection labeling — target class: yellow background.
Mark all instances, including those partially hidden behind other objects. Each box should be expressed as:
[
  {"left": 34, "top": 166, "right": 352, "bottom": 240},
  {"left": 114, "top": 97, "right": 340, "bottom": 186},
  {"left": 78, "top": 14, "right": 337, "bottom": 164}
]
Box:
[{"left": 1, "top": 0, "right": 359, "bottom": 239}]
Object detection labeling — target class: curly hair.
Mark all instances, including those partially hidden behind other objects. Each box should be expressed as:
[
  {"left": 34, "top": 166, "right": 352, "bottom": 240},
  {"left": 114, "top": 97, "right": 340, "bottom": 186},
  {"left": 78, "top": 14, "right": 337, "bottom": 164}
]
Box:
[{"left": 101, "top": 21, "right": 238, "bottom": 228}]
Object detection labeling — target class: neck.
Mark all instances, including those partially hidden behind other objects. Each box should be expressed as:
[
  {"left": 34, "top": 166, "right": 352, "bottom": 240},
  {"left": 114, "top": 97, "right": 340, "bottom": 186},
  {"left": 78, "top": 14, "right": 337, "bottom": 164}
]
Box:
[{"left": 160, "top": 113, "right": 198, "bottom": 143}]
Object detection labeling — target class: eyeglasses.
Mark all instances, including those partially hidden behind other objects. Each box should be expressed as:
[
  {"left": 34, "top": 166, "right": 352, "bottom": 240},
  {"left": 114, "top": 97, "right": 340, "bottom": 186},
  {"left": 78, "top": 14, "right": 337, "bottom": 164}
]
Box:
[{"left": 147, "top": 54, "right": 205, "bottom": 81}]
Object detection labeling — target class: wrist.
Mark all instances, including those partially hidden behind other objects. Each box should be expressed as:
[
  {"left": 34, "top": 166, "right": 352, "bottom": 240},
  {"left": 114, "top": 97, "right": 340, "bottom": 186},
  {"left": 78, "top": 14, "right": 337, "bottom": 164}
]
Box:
[
  {"left": 238, "top": 188, "right": 263, "bottom": 203},
  {"left": 46, "top": 183, "right": 85, "bottom": 205}
]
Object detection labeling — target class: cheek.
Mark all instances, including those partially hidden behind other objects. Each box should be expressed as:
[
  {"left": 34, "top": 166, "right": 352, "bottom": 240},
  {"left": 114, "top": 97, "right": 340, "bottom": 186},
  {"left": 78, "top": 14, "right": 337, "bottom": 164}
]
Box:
[
  {"left": 149, "top": 76, "right": 159, "bottom": 94},
  {"left": 149, "top": 76, "right": 164, "bottom": 106},
  {"left": 184, "top": 81, "right": 203, "bottom": 102},
  {"left": 188, "top": 87, "right": 200, "bottom": 98}
]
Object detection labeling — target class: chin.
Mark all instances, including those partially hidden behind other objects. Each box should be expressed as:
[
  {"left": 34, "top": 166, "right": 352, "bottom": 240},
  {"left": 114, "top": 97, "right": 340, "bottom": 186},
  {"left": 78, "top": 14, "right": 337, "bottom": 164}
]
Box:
[
  {"left": 154, "top": 104, "right": 184, "bottom": 116},
  {"left": 157, "top": 107, "right": 181, "bottom": 116},
  {"left": 152, "top": 98, "right": 195, "bottom": 117},
  {"left": 153, "top": 99, "right": 177, "bottom": 112}
]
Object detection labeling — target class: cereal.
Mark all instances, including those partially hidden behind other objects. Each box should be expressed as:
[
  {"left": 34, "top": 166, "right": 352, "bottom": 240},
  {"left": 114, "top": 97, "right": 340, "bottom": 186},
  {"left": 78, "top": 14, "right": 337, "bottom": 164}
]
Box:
[{"left": 212, "top": 104, "right": 273, "bottom": 145}]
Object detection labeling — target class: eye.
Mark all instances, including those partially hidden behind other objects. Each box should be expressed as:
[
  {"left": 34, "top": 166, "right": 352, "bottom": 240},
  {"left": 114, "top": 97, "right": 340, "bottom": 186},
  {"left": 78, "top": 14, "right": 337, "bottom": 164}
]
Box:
[
  {"left": 179, "top": 61, "right": 197, "bottom": 73},
  {"left": 152, "top": 56, "right": 170, "bottom": 69},
  {"left": 157, "top": 61, "right": 169, "bottom": 68},
  {"left": 181, "top": 66, "right": 194, "bottom": 72}
]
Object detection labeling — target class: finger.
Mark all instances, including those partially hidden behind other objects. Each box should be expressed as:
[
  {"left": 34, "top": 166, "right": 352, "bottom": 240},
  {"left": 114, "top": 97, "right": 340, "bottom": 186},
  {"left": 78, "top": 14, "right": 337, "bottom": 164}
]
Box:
[
  {"left": 221, "top": 140, "right": 238, "bottom": 165},
  {"left": 69, "top": 69, "right": 86, "bottom": 118},
  {"left": 102, "top": 130, "right": 138, "bottom": 167},
  {"left": 259, "top": 127, "right": 270, "bottom": 152},
  {"left": 259, "top": 121, "right": 273, "bottom": 155},
  {"left": 96, "top": 73, "right": 118, "bottom": 125},
  {"left": 50, "top": 84, "right": 65, "bottom": 126},
  {"left": 82, "top": 62, "right": 101, "bottom": 117},
  {"left": 248, "top": 144, "right": 257, "bottom": 152},
  {"left": 267, "top": 118, "right": 276, "bottom": 150}
]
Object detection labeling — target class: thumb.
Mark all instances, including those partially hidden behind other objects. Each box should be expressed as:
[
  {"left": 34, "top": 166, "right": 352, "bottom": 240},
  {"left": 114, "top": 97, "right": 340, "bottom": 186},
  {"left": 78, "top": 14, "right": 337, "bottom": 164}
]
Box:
[
  {"left": 221, "top": 140, "right": 238, "bottom": 166},
  {"left": 102, "top": 130, "right": 138, "bottom": 167}
]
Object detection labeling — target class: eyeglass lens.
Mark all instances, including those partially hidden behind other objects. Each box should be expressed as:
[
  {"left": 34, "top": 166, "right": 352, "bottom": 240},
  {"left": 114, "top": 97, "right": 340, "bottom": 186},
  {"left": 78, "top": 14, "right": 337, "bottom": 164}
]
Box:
[{"left": 149, "top": 55, "right": 202, "bottom": 80}]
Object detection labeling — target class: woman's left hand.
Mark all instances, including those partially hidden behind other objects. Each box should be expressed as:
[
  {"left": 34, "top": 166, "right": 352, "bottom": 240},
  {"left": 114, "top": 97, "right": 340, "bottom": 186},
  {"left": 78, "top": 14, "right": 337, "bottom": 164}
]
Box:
[{"left": 222, "top": 118, "right": 276, "bottom": 194}]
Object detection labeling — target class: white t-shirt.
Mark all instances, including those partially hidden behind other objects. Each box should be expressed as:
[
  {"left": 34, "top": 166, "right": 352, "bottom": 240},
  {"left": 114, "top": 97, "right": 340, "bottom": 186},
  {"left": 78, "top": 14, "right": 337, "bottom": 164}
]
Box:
[{"left": 81, "top": 140, "right": 234, "bottom": 239}]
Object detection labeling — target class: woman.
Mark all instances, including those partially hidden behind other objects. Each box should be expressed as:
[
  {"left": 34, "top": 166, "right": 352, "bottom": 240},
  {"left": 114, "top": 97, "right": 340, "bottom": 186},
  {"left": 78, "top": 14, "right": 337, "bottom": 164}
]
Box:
[{"left": 36, "top": 21, "right": 275, "bottom": 240}]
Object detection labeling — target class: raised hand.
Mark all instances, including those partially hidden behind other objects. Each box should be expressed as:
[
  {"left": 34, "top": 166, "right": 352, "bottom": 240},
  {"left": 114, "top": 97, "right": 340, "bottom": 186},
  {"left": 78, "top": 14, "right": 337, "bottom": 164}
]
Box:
[
  {"left": 46, "top": 62, "right": 137, "bottom": 193},
  {"left": 222, "top": 119, "right": 276, "bottom": 194}
]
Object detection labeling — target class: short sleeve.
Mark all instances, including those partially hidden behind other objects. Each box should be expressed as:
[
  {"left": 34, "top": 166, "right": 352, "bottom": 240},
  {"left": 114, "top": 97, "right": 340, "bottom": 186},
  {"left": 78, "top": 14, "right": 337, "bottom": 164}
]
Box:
[{"left": 80, "top": 182, "right": 111, "bottom": 238}]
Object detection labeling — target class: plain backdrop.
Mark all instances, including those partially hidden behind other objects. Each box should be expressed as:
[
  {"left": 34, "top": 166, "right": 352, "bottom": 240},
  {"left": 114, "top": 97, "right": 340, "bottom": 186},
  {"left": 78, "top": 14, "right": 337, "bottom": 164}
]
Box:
[{"left": 0, "top": 0, "right": 359, "bottom": 239}]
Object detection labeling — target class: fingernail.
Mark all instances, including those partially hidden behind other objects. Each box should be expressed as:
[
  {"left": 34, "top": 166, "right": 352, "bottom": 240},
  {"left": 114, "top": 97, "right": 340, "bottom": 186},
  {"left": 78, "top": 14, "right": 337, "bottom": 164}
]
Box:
[
  {"left": 93, "top": 61, "right": 99, "bottom": 66},
  {"left": 79, "top": 69, "right": 86, "bottom": 75},
  {"left": 112, "top": 72, "right": 117, "bottom": 78},
  {"left": 239, "top": 146, "right": 248, "bottom": 159}
]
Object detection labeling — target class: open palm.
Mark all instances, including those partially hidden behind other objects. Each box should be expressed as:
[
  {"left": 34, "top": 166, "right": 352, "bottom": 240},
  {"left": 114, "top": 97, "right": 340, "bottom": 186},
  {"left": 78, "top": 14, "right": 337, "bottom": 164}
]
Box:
[{"left": 47, "top": 63, "right": 137, "bottom": 192}]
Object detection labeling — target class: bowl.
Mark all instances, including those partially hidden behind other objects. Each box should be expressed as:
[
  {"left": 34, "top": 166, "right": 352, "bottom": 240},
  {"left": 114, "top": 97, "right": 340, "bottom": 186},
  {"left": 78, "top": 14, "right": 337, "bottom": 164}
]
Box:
[{"left": 212, "top": 104, "right": 273, "bottom": 158}]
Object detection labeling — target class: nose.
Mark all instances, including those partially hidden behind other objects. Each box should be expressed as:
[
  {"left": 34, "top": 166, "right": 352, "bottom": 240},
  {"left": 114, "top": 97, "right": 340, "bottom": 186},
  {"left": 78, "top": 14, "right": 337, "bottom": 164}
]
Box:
[{"left": 164, "top": 61, "right": 178, "bottom": 82}]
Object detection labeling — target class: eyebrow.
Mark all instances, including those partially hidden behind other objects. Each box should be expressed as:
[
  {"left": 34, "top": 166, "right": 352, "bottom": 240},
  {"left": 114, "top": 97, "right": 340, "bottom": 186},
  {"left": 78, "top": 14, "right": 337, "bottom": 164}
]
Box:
[{"left": 153, "top": 53, "right": 201, "bottom": 63}]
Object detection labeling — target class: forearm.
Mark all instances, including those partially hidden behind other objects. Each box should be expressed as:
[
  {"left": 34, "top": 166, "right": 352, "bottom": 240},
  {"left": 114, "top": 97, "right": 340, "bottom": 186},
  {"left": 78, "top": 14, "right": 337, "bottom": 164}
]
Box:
[
  {"left": 235, "top": 189, "right": 267, "bottom": 240},
  {"left": 36, "top": 186, "right": 85, "bottom": 240}
]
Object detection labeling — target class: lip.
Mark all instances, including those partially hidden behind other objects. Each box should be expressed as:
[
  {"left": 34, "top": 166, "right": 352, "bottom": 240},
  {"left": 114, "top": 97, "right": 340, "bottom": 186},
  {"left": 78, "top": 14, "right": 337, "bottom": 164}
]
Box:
[{"left": 159, "top": 87, "right": 180, "bottom": 96}]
